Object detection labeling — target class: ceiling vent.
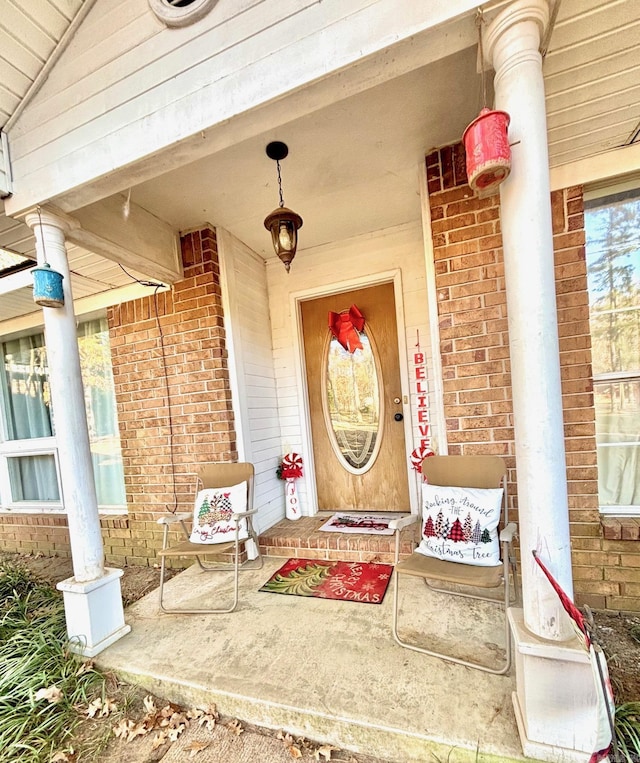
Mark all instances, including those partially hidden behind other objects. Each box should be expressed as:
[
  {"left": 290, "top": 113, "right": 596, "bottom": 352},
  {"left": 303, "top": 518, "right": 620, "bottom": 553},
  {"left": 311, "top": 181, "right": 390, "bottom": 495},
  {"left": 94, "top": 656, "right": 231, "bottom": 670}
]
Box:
[{"left": 148, "top": 0, "right": 218, "bottom": 27}]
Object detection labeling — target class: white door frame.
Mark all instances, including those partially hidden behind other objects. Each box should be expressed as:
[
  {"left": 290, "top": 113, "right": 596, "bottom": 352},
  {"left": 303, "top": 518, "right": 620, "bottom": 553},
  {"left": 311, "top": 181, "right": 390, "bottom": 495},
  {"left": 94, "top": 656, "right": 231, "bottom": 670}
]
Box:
[{"left": 290, "top": 268, "right": 418, "bottom": 515}]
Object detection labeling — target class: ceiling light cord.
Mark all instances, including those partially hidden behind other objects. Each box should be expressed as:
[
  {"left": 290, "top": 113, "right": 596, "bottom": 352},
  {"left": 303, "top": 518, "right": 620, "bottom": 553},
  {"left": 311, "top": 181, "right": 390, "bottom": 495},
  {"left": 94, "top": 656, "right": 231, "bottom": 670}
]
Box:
[{"left": 276, "top": 160, "right": 285, "bottom": 207}]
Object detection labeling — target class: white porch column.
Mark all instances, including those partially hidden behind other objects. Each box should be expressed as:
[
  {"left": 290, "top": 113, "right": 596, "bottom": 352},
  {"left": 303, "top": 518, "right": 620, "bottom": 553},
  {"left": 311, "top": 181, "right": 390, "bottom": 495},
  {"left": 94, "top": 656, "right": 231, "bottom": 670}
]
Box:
[
  {"left": 484, "top": 4, "right": 603, "bottom": 761},
  {"left": 25, "top": 208, "right": 130, "bottom": 656},
  {"left": 485, "top": 0, "right": 573, "bottom": 639}
]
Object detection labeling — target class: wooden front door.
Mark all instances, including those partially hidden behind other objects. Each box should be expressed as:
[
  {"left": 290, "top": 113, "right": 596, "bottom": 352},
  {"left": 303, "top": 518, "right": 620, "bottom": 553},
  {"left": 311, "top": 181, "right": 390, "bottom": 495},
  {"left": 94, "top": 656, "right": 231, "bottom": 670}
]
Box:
[{"left": 301, "top": 282, "right": 410, "bottom": 511}]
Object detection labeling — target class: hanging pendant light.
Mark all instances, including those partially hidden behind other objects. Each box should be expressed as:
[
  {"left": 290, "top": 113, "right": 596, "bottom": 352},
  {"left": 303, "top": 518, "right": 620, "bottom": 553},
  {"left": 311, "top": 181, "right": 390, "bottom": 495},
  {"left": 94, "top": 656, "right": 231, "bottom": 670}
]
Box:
[{"left": 263, "top": 141, "right": 303, "bottom": 273}]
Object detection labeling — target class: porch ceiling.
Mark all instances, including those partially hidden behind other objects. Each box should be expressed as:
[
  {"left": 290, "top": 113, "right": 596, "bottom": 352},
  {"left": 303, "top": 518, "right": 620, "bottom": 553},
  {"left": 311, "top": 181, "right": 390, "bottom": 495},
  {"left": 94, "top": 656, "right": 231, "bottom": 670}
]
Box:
[
  {"left": 544, "top": 0, "right": 640, "bottom": 166},
  {"left": 0, "top": 0, "right": 638, "bottom": 316},
  {"left": 0, "top": 212, "right": 151, "bottom": 325},
  {"left": 127, "top": 0, "right": 640, "bottom": 260}
]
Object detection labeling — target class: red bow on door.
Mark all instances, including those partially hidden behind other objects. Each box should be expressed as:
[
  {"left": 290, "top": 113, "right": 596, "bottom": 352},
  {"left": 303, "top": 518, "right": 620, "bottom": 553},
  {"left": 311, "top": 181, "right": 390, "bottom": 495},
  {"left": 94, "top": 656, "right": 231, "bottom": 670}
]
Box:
[{"left": 328, "top": 304, "right": 365, "bottom": 353}]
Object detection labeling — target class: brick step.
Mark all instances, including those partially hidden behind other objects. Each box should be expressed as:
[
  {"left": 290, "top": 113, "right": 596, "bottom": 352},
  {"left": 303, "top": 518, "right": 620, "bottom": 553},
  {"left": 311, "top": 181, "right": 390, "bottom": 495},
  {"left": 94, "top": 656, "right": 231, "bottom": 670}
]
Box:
[{"left": 258, "top": 515, "right": 418, "bottom": 565}]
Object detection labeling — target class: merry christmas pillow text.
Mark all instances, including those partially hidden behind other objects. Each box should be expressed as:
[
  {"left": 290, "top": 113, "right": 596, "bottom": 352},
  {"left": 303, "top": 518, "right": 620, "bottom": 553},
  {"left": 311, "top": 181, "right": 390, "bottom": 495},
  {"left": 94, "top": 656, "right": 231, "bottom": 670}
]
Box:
[{"left": 189, "top": 482, "right": 249, "bottom": 544}]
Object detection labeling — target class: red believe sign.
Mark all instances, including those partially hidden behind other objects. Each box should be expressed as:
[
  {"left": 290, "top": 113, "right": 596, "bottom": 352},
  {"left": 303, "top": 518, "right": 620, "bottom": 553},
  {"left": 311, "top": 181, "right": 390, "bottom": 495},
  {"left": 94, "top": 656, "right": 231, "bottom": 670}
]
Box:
[{"left": 410, "top": 339, "right": 433, "bottom": 471}]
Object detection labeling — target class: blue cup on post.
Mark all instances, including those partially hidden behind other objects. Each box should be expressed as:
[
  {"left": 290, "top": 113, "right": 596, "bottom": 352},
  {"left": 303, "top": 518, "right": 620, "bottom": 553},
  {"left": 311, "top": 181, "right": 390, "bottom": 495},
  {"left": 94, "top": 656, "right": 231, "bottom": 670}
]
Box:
[{"left": 32, "top": 263, "right": 64, "bottom": 308}]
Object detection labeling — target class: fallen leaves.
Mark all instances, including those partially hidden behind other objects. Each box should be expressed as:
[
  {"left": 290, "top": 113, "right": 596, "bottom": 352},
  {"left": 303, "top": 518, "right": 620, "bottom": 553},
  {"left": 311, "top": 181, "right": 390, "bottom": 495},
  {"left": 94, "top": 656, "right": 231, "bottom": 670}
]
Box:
[
  {"left": 75, "top": 660, "right": 95, "bottom": 677},
  {"left": 226, "top": 718, "right": 244, "bottom": 736},
  {"left": 185, "top": 740, "right": 210, "bottom": 757},
  {"left": 112, "top": 718, "right": 136, "bottom": 741},
  {"left": 314, "top": 744, "right": 338, "bottom": 760},
  {"left": 86, "top": 697, "right": 117, "bottom": 718},
  {"left": 34, "top": 685, "right": 63, "bottom": 704},
  {"left": 189, "top": 704, "right": 219, "bottom": 732},
  {"left": 49, "top": 748, "right": 75, "bottom": 762},
  {"left": 276, "top": 731, "right": 305, "bottom": 759},
  {"left": 81, "top": 689, "right": 347, "bottom": 762},
  {"left": 151, "top": 732, "right": 168, "bottom": 750},
  {"left": 275, "top": 730, "right": 340, "bottom": 761},
  {"left": 109, "top": 696, "right": 208, "bottom": 748}
]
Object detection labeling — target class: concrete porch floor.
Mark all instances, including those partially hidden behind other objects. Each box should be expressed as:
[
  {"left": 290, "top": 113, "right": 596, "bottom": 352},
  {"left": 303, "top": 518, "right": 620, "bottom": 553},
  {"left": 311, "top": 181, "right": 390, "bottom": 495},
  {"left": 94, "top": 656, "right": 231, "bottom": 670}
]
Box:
[{"left": 97, "top": 553, "right": 536, "bottom": 763}]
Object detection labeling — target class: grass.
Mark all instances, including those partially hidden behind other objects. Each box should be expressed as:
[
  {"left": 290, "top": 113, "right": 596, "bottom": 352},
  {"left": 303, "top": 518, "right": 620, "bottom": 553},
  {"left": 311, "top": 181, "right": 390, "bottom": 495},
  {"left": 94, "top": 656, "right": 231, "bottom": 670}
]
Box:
[
  {"left": 0, "top": 558, "right": 106, "bottom": 763},
  {"left": 615, "top": 702, "right": 640, "bottom": 763}
]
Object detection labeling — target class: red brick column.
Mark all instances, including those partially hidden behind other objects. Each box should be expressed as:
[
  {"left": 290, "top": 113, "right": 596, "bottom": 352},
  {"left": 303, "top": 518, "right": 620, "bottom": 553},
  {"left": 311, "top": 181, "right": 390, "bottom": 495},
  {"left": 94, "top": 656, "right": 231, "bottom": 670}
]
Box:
[
  {"left": 426, "top": 144, "right": 611, "bottom": 608},
  {"left": 106, "top": 226, "right": 237, "bottom": 565}
]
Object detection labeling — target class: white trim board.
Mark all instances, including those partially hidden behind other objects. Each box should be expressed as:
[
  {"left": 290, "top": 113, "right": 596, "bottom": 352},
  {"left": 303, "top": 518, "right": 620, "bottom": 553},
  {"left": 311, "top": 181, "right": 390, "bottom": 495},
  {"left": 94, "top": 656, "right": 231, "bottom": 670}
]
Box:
[{"left": 549, "top": 142, "right": 640, "bottom": 192}]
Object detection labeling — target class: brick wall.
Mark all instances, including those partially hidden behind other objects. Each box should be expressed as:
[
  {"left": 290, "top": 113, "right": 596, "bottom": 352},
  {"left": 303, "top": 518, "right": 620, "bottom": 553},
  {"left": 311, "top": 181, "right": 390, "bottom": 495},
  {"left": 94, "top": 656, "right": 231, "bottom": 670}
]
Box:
[
  {"left": 425, "top": 143, "right": 639, "bottom": 611},
  {"left": 0, "top": 226, "right": 237, "bottom": 568}
]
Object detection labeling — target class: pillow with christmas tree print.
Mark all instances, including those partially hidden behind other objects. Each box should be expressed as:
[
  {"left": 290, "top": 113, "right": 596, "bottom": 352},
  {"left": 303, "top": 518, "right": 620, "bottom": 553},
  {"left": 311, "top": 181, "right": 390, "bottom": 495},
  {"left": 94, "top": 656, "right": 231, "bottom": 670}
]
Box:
[
  {"left": 416, "top": 484, "right": 503, "bottom": 567},
  {"left": 189, "top": 482, "right": 249, "bottom": 544}
]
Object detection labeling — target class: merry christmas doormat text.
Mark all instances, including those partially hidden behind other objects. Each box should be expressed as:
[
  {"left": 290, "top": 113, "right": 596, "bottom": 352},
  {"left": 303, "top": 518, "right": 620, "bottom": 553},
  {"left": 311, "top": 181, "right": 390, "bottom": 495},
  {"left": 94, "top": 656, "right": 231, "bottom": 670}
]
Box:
[{"left": 259, "top": 558, "right": 393, "bottom": 604}]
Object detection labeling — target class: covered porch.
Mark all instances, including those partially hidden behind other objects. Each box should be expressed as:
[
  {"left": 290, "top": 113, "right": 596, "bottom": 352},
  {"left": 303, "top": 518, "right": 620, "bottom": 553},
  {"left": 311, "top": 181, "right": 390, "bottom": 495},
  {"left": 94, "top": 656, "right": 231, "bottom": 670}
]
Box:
[
  {"left": 1, "top": 0, "right": 638, "bottom": 760},
  {"left": 97, "top": 551, "right": 527, "bottom": 763}
]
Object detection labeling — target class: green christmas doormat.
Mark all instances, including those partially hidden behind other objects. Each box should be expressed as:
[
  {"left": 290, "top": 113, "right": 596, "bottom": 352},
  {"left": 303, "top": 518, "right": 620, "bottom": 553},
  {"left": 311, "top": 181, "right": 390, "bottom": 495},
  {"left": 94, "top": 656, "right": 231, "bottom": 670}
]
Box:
[{"left": 259, "top": 558, "right": 393, "bottom": 604}]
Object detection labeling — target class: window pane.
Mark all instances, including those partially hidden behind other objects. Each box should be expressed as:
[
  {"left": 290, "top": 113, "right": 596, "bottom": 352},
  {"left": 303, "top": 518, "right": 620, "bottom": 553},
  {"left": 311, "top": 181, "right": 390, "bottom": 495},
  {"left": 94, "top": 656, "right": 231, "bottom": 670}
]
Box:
[
  {"left": 594, "top": 380, "right": 640, "bottom": 506},
  {"left": 589, "top": 308, "right": 640, "bottom": 376},
  {"left": 78, "top": 319, "right": 126, "bottom": 506},
  {"left": 8, "top": 455, "right": 60, "bottom": 501},
  {"left": 585, "top": 189, "right": 640, "bottom": 376},
  {"left": 2, "top": 334, "right": 53, "bottom": 441},
  {"left": 324, "top": 332, "right": 381, "bottom": 472}
]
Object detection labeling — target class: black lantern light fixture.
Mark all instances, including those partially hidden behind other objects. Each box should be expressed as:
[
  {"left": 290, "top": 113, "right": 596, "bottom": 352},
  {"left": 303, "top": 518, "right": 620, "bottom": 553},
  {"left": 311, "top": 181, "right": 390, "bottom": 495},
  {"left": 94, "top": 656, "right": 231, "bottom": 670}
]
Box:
[{"left": 263, "top": 141, "right": 303, "bottom": 273}]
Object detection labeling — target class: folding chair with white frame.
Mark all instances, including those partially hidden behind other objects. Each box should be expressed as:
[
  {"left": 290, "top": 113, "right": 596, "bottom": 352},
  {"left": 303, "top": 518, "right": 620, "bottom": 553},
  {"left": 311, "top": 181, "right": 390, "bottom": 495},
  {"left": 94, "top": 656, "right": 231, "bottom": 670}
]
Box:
[
  {"left": 390, "top": 455, "right": 518, "bottom": 675},
  {"left": 157, "top": 462, "right": 263, "bottom": 614}
]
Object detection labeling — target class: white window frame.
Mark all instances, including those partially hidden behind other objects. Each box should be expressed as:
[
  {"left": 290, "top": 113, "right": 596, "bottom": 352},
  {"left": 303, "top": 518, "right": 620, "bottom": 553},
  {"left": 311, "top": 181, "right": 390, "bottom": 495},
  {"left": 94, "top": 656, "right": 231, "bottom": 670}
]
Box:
[
  {"left": 0, "top": 320, "right": 127, "bottom": 516},
  {"left": 0, "top": 437, "right": 63, "bottom": 512}
]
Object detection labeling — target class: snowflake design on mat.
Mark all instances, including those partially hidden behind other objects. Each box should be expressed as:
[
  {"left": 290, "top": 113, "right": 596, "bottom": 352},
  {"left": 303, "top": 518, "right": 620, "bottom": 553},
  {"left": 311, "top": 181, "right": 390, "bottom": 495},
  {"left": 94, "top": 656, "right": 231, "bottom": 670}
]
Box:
[{"left": 361, "top": 582, "right": 377, "bottom": 592}]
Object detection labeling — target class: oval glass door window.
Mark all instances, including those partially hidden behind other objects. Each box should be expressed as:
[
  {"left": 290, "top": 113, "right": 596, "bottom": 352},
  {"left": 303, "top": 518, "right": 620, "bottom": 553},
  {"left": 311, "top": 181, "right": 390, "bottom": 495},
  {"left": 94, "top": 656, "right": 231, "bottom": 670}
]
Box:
[{"left": 322, "top": 330, "right": 384, "bottom": 473}]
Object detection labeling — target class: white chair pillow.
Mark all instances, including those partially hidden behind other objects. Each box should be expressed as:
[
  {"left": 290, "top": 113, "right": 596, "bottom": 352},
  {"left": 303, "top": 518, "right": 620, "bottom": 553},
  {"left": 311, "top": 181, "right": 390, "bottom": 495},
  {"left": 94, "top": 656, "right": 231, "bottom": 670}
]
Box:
[
  {"left": 416, "top": 484, "right": 503, "bottom": 566},
  {"left": 189, "top": 482, "right": 249, "bottom": 544}
]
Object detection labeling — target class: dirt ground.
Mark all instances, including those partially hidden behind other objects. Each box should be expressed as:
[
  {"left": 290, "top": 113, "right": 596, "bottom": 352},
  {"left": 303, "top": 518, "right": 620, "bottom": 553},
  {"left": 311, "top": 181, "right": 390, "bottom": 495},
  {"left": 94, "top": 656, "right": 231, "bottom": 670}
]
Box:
[
  {"left": 587, "top": 610, "right": 640, "bottom": 703},
  {"left": 4, "top": 553, "right": 640, "bottom": 761}
]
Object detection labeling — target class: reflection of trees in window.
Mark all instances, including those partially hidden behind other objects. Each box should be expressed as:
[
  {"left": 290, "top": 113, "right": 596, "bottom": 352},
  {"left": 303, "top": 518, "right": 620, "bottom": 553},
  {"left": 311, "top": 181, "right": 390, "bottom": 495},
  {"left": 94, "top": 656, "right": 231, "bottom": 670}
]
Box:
[
  {"left": 78, "top": 322, "right": 117, "bottom": 439},
  {"left": 326, "top": 337, "right": 378, "bottom": 425},
  {"left": 586, "top": 193, "right": 640, "bottom": 378},
  {"left": 325, "top": 332, "right": 380, "bottom": 470}
]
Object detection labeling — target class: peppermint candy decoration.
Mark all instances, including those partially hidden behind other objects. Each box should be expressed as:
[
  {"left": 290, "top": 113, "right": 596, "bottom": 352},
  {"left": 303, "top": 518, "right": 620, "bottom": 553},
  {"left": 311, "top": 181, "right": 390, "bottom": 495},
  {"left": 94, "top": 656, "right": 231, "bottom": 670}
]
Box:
[
  {"left": 410, "top": 446, "right": 435, "bottom": 472},
  {"left": 280, "top": 452, "right": 303, "bottom": 480}
]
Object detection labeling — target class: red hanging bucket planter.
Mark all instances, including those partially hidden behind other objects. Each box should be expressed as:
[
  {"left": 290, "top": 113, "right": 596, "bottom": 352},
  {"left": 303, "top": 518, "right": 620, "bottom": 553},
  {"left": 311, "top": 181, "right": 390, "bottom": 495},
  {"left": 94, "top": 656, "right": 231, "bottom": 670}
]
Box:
[{"left": 462, "top": 107, "right": 511, "bottom": 193}]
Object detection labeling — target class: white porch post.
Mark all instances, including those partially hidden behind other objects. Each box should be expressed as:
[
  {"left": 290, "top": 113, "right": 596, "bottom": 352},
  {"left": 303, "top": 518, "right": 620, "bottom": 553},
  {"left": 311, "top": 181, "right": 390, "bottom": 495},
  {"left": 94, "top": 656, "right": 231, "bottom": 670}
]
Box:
[
  {"left": 485, "top": 0, "right": 573, "bottom": 642},
  {"left": 25, "top": 208, "right": 130, "bottom": 656},
  {"left": 484, "top": 3, "right": 603, "bottom": 761}
]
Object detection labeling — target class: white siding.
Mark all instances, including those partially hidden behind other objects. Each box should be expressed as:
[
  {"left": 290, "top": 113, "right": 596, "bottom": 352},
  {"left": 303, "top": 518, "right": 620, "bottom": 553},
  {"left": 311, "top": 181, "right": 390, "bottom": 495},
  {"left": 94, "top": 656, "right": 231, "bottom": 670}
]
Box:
[
  {"left": 217, "top": 229, "right": 283, "bottom": 533},
  {"left": 267, "top": 221, "right": 436, "bottom": 516},
  {"left": 5, "top": 0, "right": 480, "bottom": 214}
]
